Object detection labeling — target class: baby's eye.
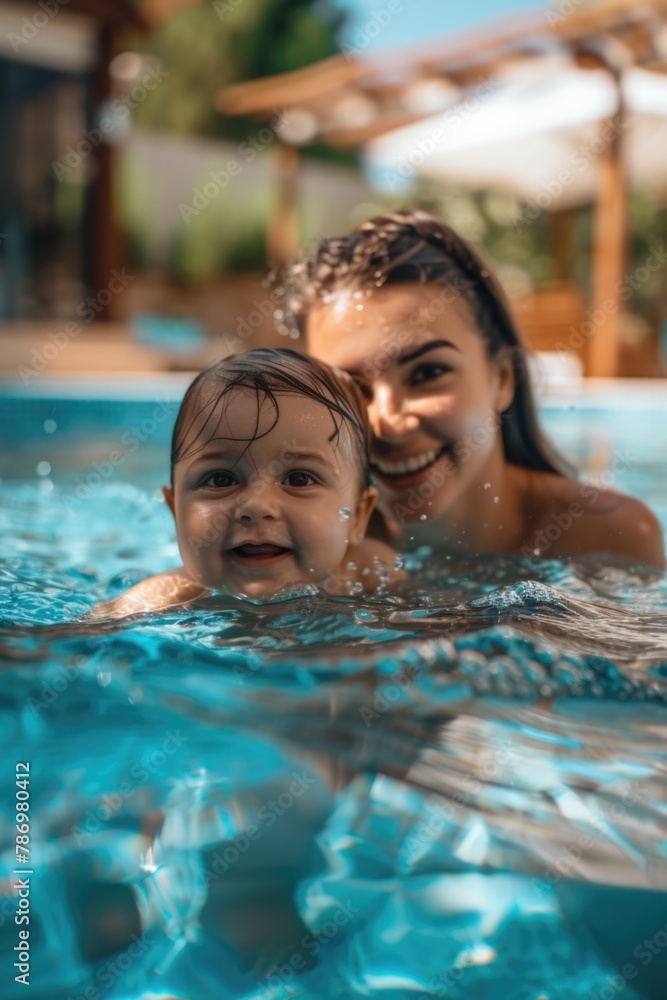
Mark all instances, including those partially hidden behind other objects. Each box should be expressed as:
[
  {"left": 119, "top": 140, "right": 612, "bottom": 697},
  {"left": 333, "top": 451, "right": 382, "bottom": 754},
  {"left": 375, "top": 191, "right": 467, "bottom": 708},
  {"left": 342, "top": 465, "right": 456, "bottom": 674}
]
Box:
[
  {"left": 202, "top": 470, "right": 236, "bottom": 488},
  {"left": 283, "top": 470, "right": 317, "bottom": 488},
  {"left": 411, "top": 362, "right": 452, "bottom": 385}
]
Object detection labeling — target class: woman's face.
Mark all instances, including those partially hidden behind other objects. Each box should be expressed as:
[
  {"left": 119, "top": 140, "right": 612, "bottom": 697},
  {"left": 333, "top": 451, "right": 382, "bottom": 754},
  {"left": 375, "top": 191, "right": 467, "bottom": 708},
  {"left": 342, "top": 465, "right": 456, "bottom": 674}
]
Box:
[{"left": 307, "top": 282, "right": 514, "bottom": 528}]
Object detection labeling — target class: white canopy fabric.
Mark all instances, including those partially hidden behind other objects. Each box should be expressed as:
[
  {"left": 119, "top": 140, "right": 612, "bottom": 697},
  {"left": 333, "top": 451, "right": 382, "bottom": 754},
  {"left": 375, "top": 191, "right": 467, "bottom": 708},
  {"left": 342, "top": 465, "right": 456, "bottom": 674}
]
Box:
[{"left": 366, "top": 63, "right": 667, "bottom": 210}]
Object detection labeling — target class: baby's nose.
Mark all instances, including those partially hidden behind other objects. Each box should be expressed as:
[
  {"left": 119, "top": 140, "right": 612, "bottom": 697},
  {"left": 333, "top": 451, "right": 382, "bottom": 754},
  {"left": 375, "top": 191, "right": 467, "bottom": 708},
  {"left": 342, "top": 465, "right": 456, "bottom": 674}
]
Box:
[{"left": 235, "top": 480, "right": 280, "bottom": 521}]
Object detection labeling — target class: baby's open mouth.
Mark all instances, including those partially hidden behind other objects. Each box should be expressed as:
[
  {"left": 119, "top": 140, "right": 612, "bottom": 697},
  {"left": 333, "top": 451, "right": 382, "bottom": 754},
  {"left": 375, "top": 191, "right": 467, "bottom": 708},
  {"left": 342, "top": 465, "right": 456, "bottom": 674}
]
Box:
[
  {"left": 230, "top": 543, "right": 292, "bottom": 561},
  {"left": 372, "top": 444, "right": 452, "bottom": 480}
]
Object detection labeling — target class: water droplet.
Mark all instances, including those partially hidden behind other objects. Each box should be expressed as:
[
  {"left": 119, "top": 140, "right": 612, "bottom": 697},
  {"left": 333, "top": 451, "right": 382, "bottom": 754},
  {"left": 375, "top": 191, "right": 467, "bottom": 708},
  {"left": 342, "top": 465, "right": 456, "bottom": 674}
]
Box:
[
  {"left": 37, "top": 461, "right": 51, "bottom": 476},
  {"left": 39, "top": 478, "right": 53, "bottom": 494},
  {"left": 533, "top": 548, "right": 541, "bottom": 556},
  {"left": 274, "top": 309, "right": 284, "bottom": 321},
  {"left": 339, "top": 507, "right": 351, "bottom": 520},
  {"left": 97, "top": 671, "right": 111, "bottom": 687},
  {"left": 44, "top": 419, "right": 57, "bottom": 434},
  {"left": 483, "top": 482, "right": 491, "bottom": 489},
  {"left": 419, "top": 514, "right": 427, "bottom": 520},
  {"left": 393, "top": 554, "right": 405, "bottom": 571},
  {"left": 355, "top": 304, "right": 363, "bottom": 311},
  {"left": 289, "top": 329, "right": 300, "bottom": 339},
  {"left": 347, "top": 561, "right": 357, "bottom": 570},
  {"left": 493, "top": 496, "right": 499, "bottom": 503}
]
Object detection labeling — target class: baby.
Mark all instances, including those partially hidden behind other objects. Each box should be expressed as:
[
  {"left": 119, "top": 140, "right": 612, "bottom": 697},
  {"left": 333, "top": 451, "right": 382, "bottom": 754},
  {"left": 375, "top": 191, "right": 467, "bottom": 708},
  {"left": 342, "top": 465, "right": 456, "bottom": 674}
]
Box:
[{"left": 95, "top": 348, "right": 401, "bottom": 617}]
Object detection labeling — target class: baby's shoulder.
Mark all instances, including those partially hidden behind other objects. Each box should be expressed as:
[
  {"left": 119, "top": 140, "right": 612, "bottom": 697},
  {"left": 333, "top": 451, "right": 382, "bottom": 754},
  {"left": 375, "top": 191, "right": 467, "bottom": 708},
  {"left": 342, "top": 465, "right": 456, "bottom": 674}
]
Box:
[
  {"left": 328, "top": 538, "right": 405, "bottom": 595},
  {"left": 354, "top": 537, "right": 402, "bottom": 578},
  {"left": 90, "top": 568, "right": 207, "bottom": 619}
]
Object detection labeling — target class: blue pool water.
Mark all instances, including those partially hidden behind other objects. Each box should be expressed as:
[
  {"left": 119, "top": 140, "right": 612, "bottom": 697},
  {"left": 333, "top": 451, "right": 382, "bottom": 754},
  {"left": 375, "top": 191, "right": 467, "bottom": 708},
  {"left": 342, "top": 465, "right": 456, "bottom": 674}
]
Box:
[{"left": 1, "top": 381, "right": 667, "bottom": 1000}]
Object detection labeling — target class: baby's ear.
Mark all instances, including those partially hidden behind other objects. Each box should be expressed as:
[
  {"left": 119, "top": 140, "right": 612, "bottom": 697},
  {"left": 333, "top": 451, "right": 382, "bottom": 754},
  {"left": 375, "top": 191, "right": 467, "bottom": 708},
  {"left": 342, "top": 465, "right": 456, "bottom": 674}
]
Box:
[
  {"left": 162, "top": 486, "right": 175, "bottom": 516},
  {"left": 351, "top": 485, "right": 378, "bottom": 544}
]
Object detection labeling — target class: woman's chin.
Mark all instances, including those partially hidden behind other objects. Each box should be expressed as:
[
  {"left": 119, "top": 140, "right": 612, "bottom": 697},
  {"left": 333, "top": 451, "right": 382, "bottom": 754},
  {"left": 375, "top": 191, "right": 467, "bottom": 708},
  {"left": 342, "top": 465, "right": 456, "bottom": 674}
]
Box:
[
  {"left": 378, "top": 492, "right": 451, "bottom": 529},
  {"left": 376, "top": 474, "right": 457, "bottom": 526}
]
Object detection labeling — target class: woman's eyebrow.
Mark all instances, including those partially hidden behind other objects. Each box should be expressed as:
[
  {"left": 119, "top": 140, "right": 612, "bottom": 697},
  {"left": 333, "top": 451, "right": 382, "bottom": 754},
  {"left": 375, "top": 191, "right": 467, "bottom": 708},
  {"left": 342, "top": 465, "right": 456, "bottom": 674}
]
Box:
[{"left": 398, "top": 339, "right": 460, "bottom": 365}]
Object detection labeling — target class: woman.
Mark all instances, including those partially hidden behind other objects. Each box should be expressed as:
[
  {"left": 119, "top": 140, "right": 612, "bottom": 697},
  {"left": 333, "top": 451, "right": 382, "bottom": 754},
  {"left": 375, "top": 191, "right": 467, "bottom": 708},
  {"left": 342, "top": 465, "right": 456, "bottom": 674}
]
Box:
[{"left": 287, "top": 210, "right": 664, "bottom": 568}]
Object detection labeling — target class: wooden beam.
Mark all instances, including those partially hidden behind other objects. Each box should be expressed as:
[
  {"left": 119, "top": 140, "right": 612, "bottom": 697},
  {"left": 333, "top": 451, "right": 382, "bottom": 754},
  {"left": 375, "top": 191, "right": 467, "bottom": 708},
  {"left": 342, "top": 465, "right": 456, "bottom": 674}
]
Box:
[
  {"left": 588, "top": 79, "right": 627, "bottom": 377},
  {"left": 61, "top": 0, "right": 144, "bottom": 28},
  {"left": 140, "top": 0, "right": 205, "bottom": 26},
  {"left": 266, "top": 144, "right": 300, "bottom": 268},
  {"left": 217, "top": 55, "right": 366, "bottom": 117}
]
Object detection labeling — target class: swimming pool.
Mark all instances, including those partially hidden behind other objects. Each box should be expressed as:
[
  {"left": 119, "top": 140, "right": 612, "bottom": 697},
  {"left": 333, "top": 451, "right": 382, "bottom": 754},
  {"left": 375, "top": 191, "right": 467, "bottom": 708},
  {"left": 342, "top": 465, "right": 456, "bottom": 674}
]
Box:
[{"left": 1, "top": 377, "right": 666, "bottom": 1000}]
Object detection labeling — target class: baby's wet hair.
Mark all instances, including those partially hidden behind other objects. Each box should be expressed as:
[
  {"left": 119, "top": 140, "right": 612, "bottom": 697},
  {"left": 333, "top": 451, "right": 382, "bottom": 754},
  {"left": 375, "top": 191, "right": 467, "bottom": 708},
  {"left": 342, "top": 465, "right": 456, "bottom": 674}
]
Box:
[{"left": 170, "top": 348, "right": 372, "bottom": 487}]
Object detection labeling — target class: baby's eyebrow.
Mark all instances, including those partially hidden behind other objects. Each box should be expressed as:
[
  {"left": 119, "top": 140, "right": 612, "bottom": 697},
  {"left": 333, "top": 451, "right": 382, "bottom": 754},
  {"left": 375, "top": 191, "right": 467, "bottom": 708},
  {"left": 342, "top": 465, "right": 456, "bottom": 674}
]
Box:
[
  {"left": 187, "top": 447, "right": 243, "bottom": 465},
  {"left": 281, "top": 449, "right": 336, "bottom": 469}
]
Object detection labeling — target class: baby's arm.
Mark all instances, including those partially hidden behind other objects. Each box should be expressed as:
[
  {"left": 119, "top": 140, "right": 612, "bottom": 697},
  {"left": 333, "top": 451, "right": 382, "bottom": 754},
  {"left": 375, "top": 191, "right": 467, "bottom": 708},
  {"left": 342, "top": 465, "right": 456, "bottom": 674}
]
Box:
[{"left": 90, "top": 568, "right": 208, "bottom": 619}]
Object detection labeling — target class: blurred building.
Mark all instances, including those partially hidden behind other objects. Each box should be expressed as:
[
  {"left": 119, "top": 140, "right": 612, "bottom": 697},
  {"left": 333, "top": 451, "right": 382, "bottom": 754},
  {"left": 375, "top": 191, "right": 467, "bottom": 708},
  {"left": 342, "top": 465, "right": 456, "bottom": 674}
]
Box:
[{"left": 0, "top": 0, "right": 143, "bottom": 321}]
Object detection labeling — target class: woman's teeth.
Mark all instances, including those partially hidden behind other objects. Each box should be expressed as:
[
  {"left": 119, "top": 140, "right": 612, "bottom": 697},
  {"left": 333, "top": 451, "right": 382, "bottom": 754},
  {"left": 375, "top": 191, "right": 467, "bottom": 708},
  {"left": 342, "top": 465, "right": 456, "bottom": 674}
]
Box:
[{"left": 374, "top": 447, "right": 444, "bottom": 478}]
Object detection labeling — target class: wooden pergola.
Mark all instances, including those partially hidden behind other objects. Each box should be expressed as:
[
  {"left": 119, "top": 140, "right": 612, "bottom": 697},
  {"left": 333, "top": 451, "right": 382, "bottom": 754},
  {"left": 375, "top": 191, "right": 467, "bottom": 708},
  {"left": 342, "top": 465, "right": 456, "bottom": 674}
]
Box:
[{"left": 217, "top": 0, "right": 667, "bottom": 377}]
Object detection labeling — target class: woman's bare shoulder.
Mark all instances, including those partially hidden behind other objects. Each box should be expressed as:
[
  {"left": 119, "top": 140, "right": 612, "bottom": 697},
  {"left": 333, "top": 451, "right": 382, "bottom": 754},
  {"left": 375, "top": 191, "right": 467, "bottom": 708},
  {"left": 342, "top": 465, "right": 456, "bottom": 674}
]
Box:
[
  {"left": 89, "top": 568, "right": 208, "bottom": 619},
  {"left": 528, "top": 472, "right": 665, "bottom": 569}
]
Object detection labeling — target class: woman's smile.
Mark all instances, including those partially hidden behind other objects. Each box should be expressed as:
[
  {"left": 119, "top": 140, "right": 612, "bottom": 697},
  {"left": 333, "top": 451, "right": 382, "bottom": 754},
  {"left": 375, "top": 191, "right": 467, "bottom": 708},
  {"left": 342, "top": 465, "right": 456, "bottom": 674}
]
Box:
[{"left": 372, "top": 444, "right": 451, "bottom": 483}]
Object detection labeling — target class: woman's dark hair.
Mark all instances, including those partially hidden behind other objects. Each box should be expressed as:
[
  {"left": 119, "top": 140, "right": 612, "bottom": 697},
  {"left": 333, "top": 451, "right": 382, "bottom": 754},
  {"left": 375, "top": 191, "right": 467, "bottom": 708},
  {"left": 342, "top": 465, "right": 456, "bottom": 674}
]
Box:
[
  {"left": 170, "top": 347, "right": 372, "bottom": 486},
  {"left": 287, "top": 209, "right": 573, "bottom": 477}
]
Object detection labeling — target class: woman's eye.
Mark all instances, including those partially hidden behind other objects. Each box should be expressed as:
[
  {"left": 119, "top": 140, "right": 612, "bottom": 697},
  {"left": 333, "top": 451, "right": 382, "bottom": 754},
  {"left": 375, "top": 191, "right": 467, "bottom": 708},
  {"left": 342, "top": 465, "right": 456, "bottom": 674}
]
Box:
[
  {"left": 411, "top": 363, "right": 451, "bottom": 385},
  {"left": 202, "top": 471, "right": 236, "bottom": 488},
  {"left": 284, "top": 470, "right": 316, "bottom": 488}
]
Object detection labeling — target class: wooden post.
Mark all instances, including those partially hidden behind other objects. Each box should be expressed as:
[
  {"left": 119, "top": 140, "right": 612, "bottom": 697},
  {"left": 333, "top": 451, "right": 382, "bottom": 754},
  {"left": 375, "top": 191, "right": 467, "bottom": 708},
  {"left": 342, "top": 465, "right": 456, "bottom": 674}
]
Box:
[
  {"left": 548, "top": 208, "right": 576, "bottom": 282},
  {"left": 588, "top": 72, "right": 627, "bottom": 377},
  {"left": 90, "top": 23, "right": 123, "bottom": 319},
  {"left": 267, "top": 143, "right": 300, "bottom": 268}
]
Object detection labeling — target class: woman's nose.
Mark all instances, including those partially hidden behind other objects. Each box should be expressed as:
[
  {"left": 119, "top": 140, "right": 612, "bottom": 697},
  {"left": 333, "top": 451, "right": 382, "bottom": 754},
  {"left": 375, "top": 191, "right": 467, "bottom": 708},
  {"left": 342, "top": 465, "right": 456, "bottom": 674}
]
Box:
[{"left": 368, "top": 385, "right": 420, "bottom": 441}]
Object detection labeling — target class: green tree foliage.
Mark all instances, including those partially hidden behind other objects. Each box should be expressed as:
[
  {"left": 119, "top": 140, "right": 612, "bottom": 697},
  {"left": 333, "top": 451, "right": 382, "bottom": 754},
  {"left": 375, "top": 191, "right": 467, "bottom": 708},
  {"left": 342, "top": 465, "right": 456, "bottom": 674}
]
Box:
[{"left": 130, "top": 0, "right": 344, "bottom": 137}]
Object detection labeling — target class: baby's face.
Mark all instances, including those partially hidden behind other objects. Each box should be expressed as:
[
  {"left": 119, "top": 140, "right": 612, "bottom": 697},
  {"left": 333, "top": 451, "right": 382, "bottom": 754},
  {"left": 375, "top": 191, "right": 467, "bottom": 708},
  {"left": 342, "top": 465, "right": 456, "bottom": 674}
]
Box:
[{"left": 164, "top": 389, "right": 376, "bottom": 598}]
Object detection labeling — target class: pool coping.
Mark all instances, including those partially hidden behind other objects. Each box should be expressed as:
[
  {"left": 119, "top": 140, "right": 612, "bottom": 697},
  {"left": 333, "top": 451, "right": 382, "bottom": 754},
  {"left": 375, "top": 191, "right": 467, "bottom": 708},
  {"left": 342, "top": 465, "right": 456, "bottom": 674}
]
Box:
[{"left": 1, "top": 374, "right": 667, "bottom": 408}]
